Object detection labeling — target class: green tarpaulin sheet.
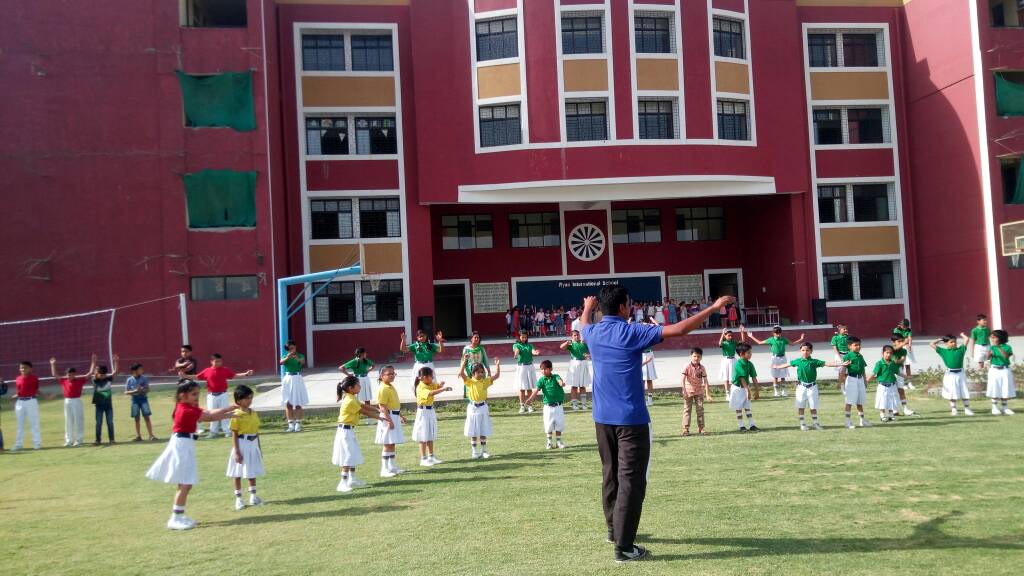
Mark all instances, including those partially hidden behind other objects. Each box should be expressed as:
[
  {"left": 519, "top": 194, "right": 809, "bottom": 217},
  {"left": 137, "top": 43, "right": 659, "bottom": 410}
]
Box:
[
  {"left": 184, "top": 169, "right": 257, "bottom": 228},
  {"left": 1015, "top": 159, "right": 1024, "bottom": 204},
  {"left": 995, "top": 73, "right": 1024, "bottom": 117},
  {"left": 177, "top": 71, "right": 256, "bottom": 131}
]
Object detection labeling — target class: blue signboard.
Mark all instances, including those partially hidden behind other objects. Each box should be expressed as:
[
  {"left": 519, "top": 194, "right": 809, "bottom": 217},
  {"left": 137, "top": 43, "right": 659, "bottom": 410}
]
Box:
[{"left": 514, "top": 275, "right": 663, "bottom": 310}]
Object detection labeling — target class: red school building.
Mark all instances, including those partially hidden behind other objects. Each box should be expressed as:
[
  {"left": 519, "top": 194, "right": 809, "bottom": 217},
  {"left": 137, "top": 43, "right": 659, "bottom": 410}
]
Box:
[{"left": 2, "top": 0, "right": 1023, "bottom": 372}]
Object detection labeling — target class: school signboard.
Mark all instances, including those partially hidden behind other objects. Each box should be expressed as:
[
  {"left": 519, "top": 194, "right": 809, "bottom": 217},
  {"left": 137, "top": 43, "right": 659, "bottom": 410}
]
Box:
[{"left": 512, "top": 275, "right": 663, "bottom": 310}]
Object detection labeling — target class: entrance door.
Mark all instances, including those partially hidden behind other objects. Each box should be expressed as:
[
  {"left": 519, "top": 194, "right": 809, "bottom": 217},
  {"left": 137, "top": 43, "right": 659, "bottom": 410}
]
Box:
[
  {"left": 707, "top": 272, "right": 740, "bottom": 299},
  {"left": 433, "top": 283, "right": 469, "bottom": 340}
]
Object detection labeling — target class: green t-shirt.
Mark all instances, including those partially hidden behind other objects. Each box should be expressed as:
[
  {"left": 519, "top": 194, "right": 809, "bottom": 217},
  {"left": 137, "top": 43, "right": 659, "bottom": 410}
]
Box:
[
  {"left": 461, "top": 345, "right": 489, "bottom": 375},
  {"left": 720, "top": 340, "right": 737, "bottom": 357},
  {"left": 342, "top": 357, "right": 373, "bottom": 377},
  {"left": 830, "top": 334, "right": 849, "bottom": 354},
  {"left": 892, "top": 348, "right": 908, "bottom": 365},
  {"left": 935, "top": 346, "right": 967, "bottom": 370},
  {"left": 732, "top": 358, "right": 757, "bottom": 385},
  {"left": 281, "top": 353, "right": 304, "bottom": 373},
  {"left": 566, "top": 341, "right": 589, "bottom": 361},
  {"left": 409, "top": 341, "right": 439, "bottom": 363},
  {"left": 990, "top": 344, "right": 1014, "bottom": 367},
  {"left": 513, "top": 342, "right": 535, "bottom": 365},
  {"left": 789, "top": 357, "right": 826, "bottom": 384},
  {"left": 535, "top": 375, "right": 565, "bottom": 404},
  {"left": 873, "top": 359, "right": 899, "bottom": 383},
  {"left": 893, "top": 327, "right": 912, "bottom": 340},
  {"left": 92, "top": 377, "right": 113, "bottom": 406},
  {"left": 843, "top": 351, "right": 866, "bottom": 377},
  {"left": 970, "top": 326, "right": 990, "bottom": 346},
  {"left": 766, "top": 336, "right": 790, "bottom": 357}
]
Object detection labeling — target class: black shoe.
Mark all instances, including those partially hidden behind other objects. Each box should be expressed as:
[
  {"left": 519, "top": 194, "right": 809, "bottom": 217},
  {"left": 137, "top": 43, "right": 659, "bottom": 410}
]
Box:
[
  {"left": 615, "top": 545, "right": 649, "bottom": 563},
  {"left": 607, "top": 530, "right": 614, "bottom": 544},
  {"left": 738, "top": 427, "right": 747, "bottom": 433},
  {"left": 748, "top": 425, "right": 760, "bottom": 432}
]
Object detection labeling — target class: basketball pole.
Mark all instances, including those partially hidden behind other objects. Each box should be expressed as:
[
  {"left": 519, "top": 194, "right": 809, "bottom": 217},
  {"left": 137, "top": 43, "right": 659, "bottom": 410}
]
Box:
[{"left": 179, "top": 293, "right": 189, "bottom": 346}]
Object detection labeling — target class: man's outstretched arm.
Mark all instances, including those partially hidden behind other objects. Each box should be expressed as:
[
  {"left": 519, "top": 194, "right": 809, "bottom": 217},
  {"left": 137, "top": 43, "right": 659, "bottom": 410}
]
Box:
[{"left": 662, "top": 296, "right": 734, "bottom": 339}]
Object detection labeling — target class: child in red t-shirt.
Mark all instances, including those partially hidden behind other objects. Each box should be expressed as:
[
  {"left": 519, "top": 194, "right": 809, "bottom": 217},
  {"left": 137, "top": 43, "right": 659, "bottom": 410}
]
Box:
[
  {"left": 196, "top": 354, "right": 253, "bottom": 439},
  {"left": 146, "top": 379, "right": 238, "bottom": 530},
  {"left": 11, "top": 361, "right": 42, "bottom": 450},
  {"left": 50, "top": 355, "right": 97, "bottom": 447}
]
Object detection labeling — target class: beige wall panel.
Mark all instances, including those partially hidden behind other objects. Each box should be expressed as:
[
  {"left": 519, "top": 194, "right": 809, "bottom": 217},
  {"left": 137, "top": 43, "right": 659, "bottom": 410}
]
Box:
[
  {"left": 302, "top": 76, "right": 396, "bottom": 107},
  {"left": 715, "top": 61, "right": 750, "bottom": 94},
  {"left": 477, "top": 64, "right": 521, "bottom": 99},
  {"left": 810, "top": 71, "right": 889, "bottom": 101},
  {"left": 362, "top": 243, "right": 404, "bottom": 274},
  {"left": 820, "top": 226, "right": 901, "bottom": 257},
  {"left": 563, "top": 59, "right": 609, "bottom": 92},
  {"left": 309, "top": 244, "right": 361, "bottom": 273},
  {"left": 636, "top": 59, "right": 678, "bottom": 91}
]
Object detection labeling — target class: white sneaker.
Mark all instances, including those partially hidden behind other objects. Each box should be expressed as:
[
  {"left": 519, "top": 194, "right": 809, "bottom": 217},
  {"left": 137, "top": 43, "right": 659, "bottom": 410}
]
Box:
[
  {"left": 380, "top": 468, "right": 397, "bottom": 478},
  {"left": 250, "top": 495, "right": 263, "bottom": 506},
  {"left": 294, "top": 422, "right": 302, "bottom": 432},
  {"left": 527, "top": 405, "right": 535, "bottom": 413},
  {"left": 481, "top": 450, "right": 491, "bottom": 459},
  {"left": 903, "top": 407, "right": 915, "bottom": 416},
  {"left": 63, "top": 441, "right": 71, "bottom": 447},
  {"left": 906, "top": 382, "right": 916, "bottom": 390},
  {"left": 964, "top": 408, "right": 975, "bottom": 416},
  {"left": 557, "top": 440, "right": 566, "bottom": 449},
  {"left": 781, "top": 390, "right": 788, "bottom": 397},
  {"left": 167, "top": 516, "right": 194, "bottom": 530},
  {"left": 224, "top": 433, "right": 232, "bottom": 439},
  {"left": 336, "top": 480, "right": 353, "bottom": 493},
  {"left": 1004, "top": 407, "right": 1015, "bottom": 415},
  {"left": 285, "top": 422, "right": 294, "bottom": 432},
  {"left": 181, "top": 516, "right": 199, "bottom": 527},
  {"left": 518, "top": 405, "right": 526, "bottom": 414},
  {"left": 234, "top": 498, "right": 246, "bottom": 511},
  {"left": 429, "top": 455, "right": 443, "bottom": 465},
  {"left": 546, "top": 440, "right": 553, "bottom": 450},
  {"left": 812, "top": 422, "right": 823, "bottom": 430},
  {"left": 860, "top": 420, "right": 872, "bottom": 427},
  {"left": 420, "top": 458, "right": 434, "bottom": 467},
  {"left": 207, "top": 433, "right": 217, "bottom": 439},
  {"left": 348, "top": 479, "right": 367, "bottom": 488},
  {"left": 391, "top": 466, "right": 405, "bottom": 475},
  {"left": 951, "top": 408, "right": 958, "bottom": 416},
  {"left": 800, "top": 424, "right": 809, "bottom": 431},
  {"left": 846, "top": 422, "right": 855, "bottom": 429},
  {"left": 992, "top": 406, "right": 1003, "bottom": 415},
  {"left": 470, "top": 451, "right": 481, "bottom": 459}
]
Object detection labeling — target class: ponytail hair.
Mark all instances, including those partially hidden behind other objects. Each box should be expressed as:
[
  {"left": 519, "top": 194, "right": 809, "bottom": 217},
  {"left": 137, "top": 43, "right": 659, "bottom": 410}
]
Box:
[
  {"left": 337, "top": 375, "right": 360, "bottom": 401},
  {"left": 173, "top": 378, "right": 200, "bottom": 419},
  {"left": 415, "top": 366, "right": 434, "bottom": 397}
]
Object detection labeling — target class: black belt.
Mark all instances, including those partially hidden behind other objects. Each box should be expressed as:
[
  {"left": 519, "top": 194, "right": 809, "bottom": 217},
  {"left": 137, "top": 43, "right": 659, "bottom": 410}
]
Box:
[
  {"left": 879, "top": 382, "right": 895, "bottom": 387},
  {"left": 175, "top": 432, "right": 199, "bottom": 439},
  {"left": 418, "top": 405, "right": 434, "bottom": 410},
  {"left": 517, "top": 363, "right": 532, "bottom": 366},
  {"left": 240, "top": 434, "right": 259, "bottom": 441},
  {"left": 725, "top": 356, "right": 735, "bottom": 360},
  {"left": 338, "top": 424, "right": 354, "bottom": 429},
  {"left": 285, "top": 372, "right": 300, "bottom": 376},
  {"left": 390, "top": 410, "right": 401, "bottom": 415},
  {"left": 993, "top": 366, "right": 1006, "bottom": 370},
  {"left": 947, "top": 369, "right": 963, "bottom": 373},
  {"left": 547, "top": 402, "right": 562, "bottom": 407},
  {"left": 473, "top": 402, "right": 487, "bottom": 407},
  {"left": 800, "top": 382, "right": 817, "bottom": 388},
  {"left": 16, "top": 396, "right": 36, "bottom": 401},
  {"left": 210, "top": 391, "right": 226, "bottom": 396}
]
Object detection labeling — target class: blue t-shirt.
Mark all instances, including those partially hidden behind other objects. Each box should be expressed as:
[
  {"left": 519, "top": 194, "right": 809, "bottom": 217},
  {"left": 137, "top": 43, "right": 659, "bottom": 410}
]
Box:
[
  {"left": 582, "top": 315, "right": 663, "bottom": 426},
  {"left": 126, "top": 375, "right": 150, "bottom": 399}
]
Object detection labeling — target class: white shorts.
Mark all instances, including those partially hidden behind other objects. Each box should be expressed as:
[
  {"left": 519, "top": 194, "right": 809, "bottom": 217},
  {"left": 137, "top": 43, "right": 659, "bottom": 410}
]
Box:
[
  {"left": 834, "top": 353, "right": 848, "bottom": 376},
  {"left": 226, "top": 437, "right": 265, "bottom": 478},
  {"left": 567, "top": 359, "right": 591, "bottom": 389},
  {"left": 770, "top": 355, "right": 789, "bottom": 380},
  {"left": 795, "top": 383, "right": 820, "bottom": 410},
  {"left": 374, "top": 412, "right": 406, "bottom": 445},
  {"left": 543, "top": 404, "right": 565, "bottom": 433},
  {"left": 896, "top": 375, "right": 906, "bottom": 389},
  {"left": 516, "top": 364, "right": 537, "bottom": 390},
  {"left": 728, "top": 386, "right": 751, "bottom": 410},
  {"left": 972, "top": 344, "right": 990, "bottom": 364},
  {"left": 987, "top": 366, "right": 1016, "bottom": 399},
  {"left": 412, "top": 407, "right": 437, "bottom": 442},
  {"left": 718, "top": 357, "right": 736, "bottom": 383},
  {"left": 942, "top": 370, "right": 971, "bottom": 400},
  {"left": 146, "top": 435, "right": 198, "bottom": 485},
  {"left": 357, "top": 376, "right": 375, "bottom": 403},
  {"left": 331, "top": 426, "right": 364, "bottom": 468},
  {"left": 875, "top": 384, "right": 900, "bottom": 411},
  {"left": 844, "top": 376, "right": 867, "bottom": 406},
  {"left": 464, "top": 402, "right": 493, "bottom": 438},
  {"left": 280, "top": 373, "right": 309, "bottom": 407},
  {"left": 905, "top": 347, "right": 917, "bottom": 366},
  {"left": 641, "top": 352, "right": 657, "bottom": 381}
]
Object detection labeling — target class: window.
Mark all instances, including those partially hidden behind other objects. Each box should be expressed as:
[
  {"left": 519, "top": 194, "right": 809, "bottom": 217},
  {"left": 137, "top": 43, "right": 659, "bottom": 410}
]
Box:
[
  {"left": 351, "top": 35, "right": 393, "bottom": 71},
  {"left": 822, "top": 263, "right": 854, "bottom": 301},
  {"left": 808, "top": 33, "right": 838, "bottom": 67},
  {"left": 713, "top": 17, "right": 745, "bottom": 59},
  {"left": 634, "top": 15, "right": 672, "bottom": 53},
  {"left": 355, "top": 117, "right": 397, "bottom": 155},
  {"left": 1001, "top": 157, "right": 1024, "bottom": 204},
  {"left": 823, "top": 260, "right": 901, "bottom": 301},
  {"left": 991, "top": 1, "right": 1007, "bottom": 27},
  {"left": 359, "top": 198, "right": 401, "bottom": 238},
  {"left": 191, "top": 276, "right": 259, "bottom": 301},
  {"left": 362, "top": 280, "right": 404, "bottom": 322},
  {"left": 995, "top": 72, "right": 1024, "bottom": 116},
  {"left": 813, "top": 109, "right": 843, "bottom": 145},
  {"left": 183, "top": 169, "right": 256, "bottom": 229},
  {"left": 312, "top": 280, "right": 403, "bottom": 324},
  {"left": 612, "top": 209, "right": 661, "bottom": 244},
  {"left": 177, "top": 71, "right": 256, "bottom": 131},
  {"left": 847, "top": 108, "right": 884, "bottom": 144},
  {"left": 818, "top": 185, "right": 848, "bottom": 224},
  {"left": 676, "top": 207, "right": 725, "bottom": 241},
  {"left": 638, "top": 100, "right": 675, "bottom": 140},
  {"left": 814, "top": 107, "right": 889, "bottom": 145},
  {"left": 442, "top": 214, "right": 493, "bottom": 250},
  {"left": 181, "top": 0, "right": 246, "bottom": 28},
  {"left": 310, "top": 200, "right": 354, "bottom": 240},
  {"left": 302, "top": 35, "right": 344, "bottom": 71},
  {"left": 858, "top": 260, "right": 897, "bottom": 300},
  {"left": 562, "top": 15, "right": 603, "bottom": 54},
  {"left": 313, "top": 282, "right": 356, "bottom": 324},
  {"left": 509, "top": 213, "right": 560, "bottom": 248},
  {"left": 476, "top": 17, "right": 518, "bottom": 61},
  {"left": 717, "top": 100, "right": 750, "bottom": 141},
  {"left": 566, "top": 100, "right": 608, "bottom": 142},
  {"left": 852, "top": 184, "right": 891, "bottom": 221},
  {"left": 842, "top": 33, "right": 879, "bottom": 67},
  {"left": 306, "top": 117, "right": 349, "bottom": 156},
  {"left": 479, "top": 104, "right": 522, "bottom": 148}
]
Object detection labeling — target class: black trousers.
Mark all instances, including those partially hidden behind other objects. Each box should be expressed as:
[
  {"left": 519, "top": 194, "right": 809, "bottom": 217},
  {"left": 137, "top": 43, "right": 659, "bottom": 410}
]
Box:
[{"left": 595, "top": 422, "right": 651, "bottom": 551}]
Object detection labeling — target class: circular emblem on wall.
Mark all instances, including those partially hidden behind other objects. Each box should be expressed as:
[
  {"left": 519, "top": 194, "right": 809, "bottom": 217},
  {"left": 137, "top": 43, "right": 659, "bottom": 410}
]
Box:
[{"left": 568, "top": 223, "right": 606, "bottom": 262}]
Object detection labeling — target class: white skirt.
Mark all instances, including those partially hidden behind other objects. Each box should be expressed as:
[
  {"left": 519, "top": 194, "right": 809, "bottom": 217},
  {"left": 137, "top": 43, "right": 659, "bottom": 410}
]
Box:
[
  {"left": 987, "top": 367, "right": 1016, "bottom": 399},
  {"left": 728, "top": 386, "right": 751, "bottom": 410},
  {"left": 374, "top": 412, "right": 406, "bottom": 445},
  {"left": 567, "top": 359, "right": 591, "bottom": 389},
  {"left": 331, "top": 427, "right": 364, "bottom": 467},
  {"left": 896, "top": 374, "right": 906, "bottom": 389},
  {"left": 905, "top": 347, "right": 917, "bottom": 366},
  {"left": 875, "top": 384, "right": 900, "bottom": 411},
  {"left": 795, "top": 383, "right": 820, "bottom": 410},
  {"left": 972, "top": 344, "right": 990, "bottom": 364},
  {"left": 226, "top": 437, "right": 265, "bottom": 478},
  {"left": 357, "top": 376, "right": 376, "bottom": 403},
  {"left": 516, "top": 364, "right": 537, "bottom": 390},
  {"left": 641, "top": 353, "right": 657, "bottom": 381},
  {"left": 844, "top": 376, "right": 867, "bottom": 406},
  {"left": 280, "top": 373, "right": 309, "bottom": 407},
  {"left": 543, "top": 404, "right": 565, "bottom": 433},
  {"left": 412, "top": 407, "right": 437, "bottom": 442},
  {"left": 146, "top": 435, "right": 198, "bottom": 485},
  {"left": 771, "top": 355, "right": 789, "bottom": 380},
  {"left": 464, "top": 402, "right": 493, "bottom": 438},
  {"left": 942, "top": 371, "right": 971, "bottom": 400},
  {"left": 718, "top": 356, "right": 736, "bottom": 383}
]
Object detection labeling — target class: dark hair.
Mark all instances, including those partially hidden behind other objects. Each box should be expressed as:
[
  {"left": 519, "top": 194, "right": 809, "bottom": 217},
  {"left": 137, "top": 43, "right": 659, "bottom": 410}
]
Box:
[
  {"left": 416, "top": 330, "right": 426, "bottom": 338},
  {"left": 175, "top": 379, "right": 199, "bottom": 404},
  {"left": 977, "top": 314, "right": 988, "bottom": 321},
  {"left": 66, "top": 367, "right": 77, "bottom": 374},
  {"left": 211, "top": 353, "right": 222, "bottom": 359},
  {"left": 355, "top": 347, "right": 366, "bottom": 356},
  {"left": 993, "top": 329, "right": 1009, "bottom": 345},
  {"left": 882, "top": 345, "right": 895, "bottom": 354},
  {"left": 518, "top": 330, "right": 528, "bottom": 337},
  {"left": 735, "top": 343, "right": 752, "bottom": 355},
  {"left": 800, "top": 342, "right": 813, "bottom": 350},
  {"left": 847, "top": 336, "right": 861, "bottom": 345},
  {"left": 378, "top": 364, "right": 395, "bottom": 382},
  {"left": 571, "top": 329, "right": 580, "bottom": 335},
  {"left": 234, "top": 384, "right": 254, "bottom": 402},
  {"left": 96, "top": 365, "right": 109, "bottom": 375},
  {"left": 414, "top": 366, "right": 434, "bottom": 396},
  {"left": 286, "top": 339, "right": 296, "bottom": 347},
  {"left": 598, "top": 284, "right": 629, "bottom": 316},
  {"left": 130, "top": 363, "right": 143, "bottom": 372},
  {"left": 539, "top": 359, "right": 553, "bottom": 369},
  {"left": 772, "top": 326, "right": 782, "bottom": 334},
  {"left": 890, "top": 335, "right": 903, "bottom": 343},
  {"left": 19, "top": 360, "right": 32, "bottom": 368},
  {"left": 723, "top": 330, "right": 733, "bottom": 335},
  {"left": 470, "top": 331, "right": 481, "bottom": 339},
  {"left": 181, "top": 344, "right": 193, "bottom": 351},
  {"left": 942, "top": 334, "right": 956, "bottom": 343},
  {"left": 691, "top": 347, "right": 703, "bottom": 356},
  {"left": 835, "top": 323, "right": 846, "bottom": 330},
  {"left": 470, "top": 362, "right": 486, "bottom": 376},
  {"left": 337, "top": 375, "right": 360, "bottom": 400}
]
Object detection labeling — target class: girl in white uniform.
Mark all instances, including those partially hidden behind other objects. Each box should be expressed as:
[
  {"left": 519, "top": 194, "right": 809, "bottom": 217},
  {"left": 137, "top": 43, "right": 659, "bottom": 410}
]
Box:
[
  {"left": 986, "top": 330, "right": 1016, "bottom": 416},
  {"left": 340, "top": 348, "right": 375, "bottom": 424},
  {"left": 560, "top": 330, "right": 591, "bottom": 410},
  {"left": 641, "top": 317, "right": 660, "bottom": 405},
  {"left": 717, "top": 328, "right": 744, "bottom": 397},
  {"left": 279, "top": 340, "right": 308, "bottom": 432},
  {"left": 333, "top": 376, "right": 390, "bottom": 493},
  {"left": 512, "top": 332, "right": 539, "bottom": 414},
  {"left": 412, "top": 367, "right": 452, "bottom": 467},
  {"left": 226, "top": 385, "right": 265, "bottom": 510},
  {"left": 374, "top": 365, "right": 407, "bottom": 478},
  {"left": 400, "top": 330, "right": 444, "bottom": 391},
  {"left": 460, "top": 357, "right": 502, "bottom": 459}
]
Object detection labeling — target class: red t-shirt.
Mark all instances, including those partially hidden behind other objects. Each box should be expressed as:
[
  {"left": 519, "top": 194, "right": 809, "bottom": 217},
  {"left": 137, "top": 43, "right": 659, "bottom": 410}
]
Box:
[
  {"left": 172, "top": 403, "right": 204, "bottom": 433},
  {"left": 15, "top": 374, "right": 40, "bottom": 398},
  {"left": 196, "top": 366, "right": 236, "bottom": 394},
  {"left": 61, "top": 377, "right": 87, "bottom": 399}
]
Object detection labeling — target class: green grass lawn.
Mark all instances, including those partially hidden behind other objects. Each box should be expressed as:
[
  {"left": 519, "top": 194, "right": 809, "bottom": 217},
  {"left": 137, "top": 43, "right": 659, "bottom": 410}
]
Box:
[{"left": 1, "top": 387, "right": 1022, "bottom": 576}]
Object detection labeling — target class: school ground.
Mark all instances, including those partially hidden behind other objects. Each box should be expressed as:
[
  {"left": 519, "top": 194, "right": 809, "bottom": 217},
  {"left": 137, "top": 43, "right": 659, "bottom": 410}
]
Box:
[{"left": 1, "top": 382, "right": 1022, "bottom": 576}]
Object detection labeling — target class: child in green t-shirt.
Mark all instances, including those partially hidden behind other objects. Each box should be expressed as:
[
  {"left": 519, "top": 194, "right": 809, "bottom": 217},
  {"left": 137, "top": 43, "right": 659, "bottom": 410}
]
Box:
[
  {"left": 868, "top": 345, "right": 901, "bottom": 422},
  {"left": 830, "top": 324, "right": 850, "bottom": 392},
  {"left": 930, "top": 334, "right": 974, "bottom": 416},
  {"left": 92, "top": 354, "right": 119, "bottom": 445},
  {"left": 527, "top": 360, "right": 567, "bottom": 449},
  {"left": 890, "top": 335, "right": 915, "bottom": 416},
  {"left": 986, "top": 330, "right": 1016, "bottom": 415}
]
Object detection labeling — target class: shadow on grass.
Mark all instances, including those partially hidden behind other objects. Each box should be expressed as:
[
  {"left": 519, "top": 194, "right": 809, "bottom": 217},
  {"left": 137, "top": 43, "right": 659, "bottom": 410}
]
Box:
[
  {"left": 377, "top": 474, "right": 516, "bottom": 487},
  {"left": 275, "top": 487, "right": 422, "bottom": 506},
  {"left": 638, "top": 512, "right": 1024, "bottom": 561},
  {"left": 205, "top": 504, "right": 412, "bottom": 526}
]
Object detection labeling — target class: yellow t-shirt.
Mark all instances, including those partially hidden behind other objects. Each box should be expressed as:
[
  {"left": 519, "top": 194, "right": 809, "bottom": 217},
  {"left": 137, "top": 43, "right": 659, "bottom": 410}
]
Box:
[
  {"left": 338, "top": 393, "right": 361, "bottom": 426},
  {"left": 376, "top": 382, "right": 400, "bottom": 411},
  {"left": 416, "top": 382, "right": 441, "bottom": 406},
  {"left": 464, "top": 377, "right": 493, "bottom": 403},
  {"left": 230, "top": 409, "right": 260, "bottom": 435}
]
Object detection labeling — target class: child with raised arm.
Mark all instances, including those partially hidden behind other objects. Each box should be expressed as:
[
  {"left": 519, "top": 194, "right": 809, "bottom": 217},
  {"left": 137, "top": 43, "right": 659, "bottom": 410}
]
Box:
[
  {"left": 730, "top": 344, "right": 760, "bottom": 432},
  {"left": 227, "top": 385, "right": 264, "bottom": 510},
  {"left": 333, "top": 376, "right": 391, "bottom": 493},
  {"left": 461, "top": 332, "right": 490, "bottom": 400},
  {"left": 893, "top": 318, "right": 916, "bottom": 389},
  {"left": 512, "top": 331, "right": 539, "bottom": 414},
  {"left": 527, "top": 360, "right": 567, "bottom": 449},
  {"left": 970, "top": 314, "right": 991, "bottom": 371},
  {"left": 50, "top": 355, "right": 94, "bottom": 447},
  {"left": 125, "top": 362, "right": 158, "bottom": 442},
  {"left": 772, "top": 342, "right": 848, "bottom": 430},
  {"left": 986, "top": 330, "right": 1016, "bottom": 415},
  {"left": 841, "top": 337, "right": 871, "bottom": 429},
  {"left": 374, "top": 365, "right": 408, "bottom": 478},
  {"left": 11, "top": 361, "right": 42, "bottom": 451},
  {"left": 560, "top": 329, "right": 591, "bottom": 411},
  {"left": 91, "top": 355, "right": 119, "bottom": 445},
  {"left": 868, "top": 346, "right": 901, "bottom": 422},
  {"left": 831, "top": 324, "right": 851, "bottom": 392},
  {"left": 747, "top": 326, "right": 805, "bottom": 398},
  {"left": 279, "top": 340, "right": 308, "bottom": 433},
  {"left": 459, "top": 356, "right": 501, "bottom": 459},
  {"left": 412, "top": 367, "right": 452, "bottom": 467},
  {"left": 890, "top": 335, "right": 916, "bottom": 416},
  {"left": 196, "top": 354, "right": 254, "bottom": 439},
  {"left": 931, "top": 334, "right": 974, "bottom": 416},
  {"left": 401, "top": 330, "right": 444, "bottom": 389},
  {"left": 340, "top": 347, "right": 375, "bottom": 423},
  {"left": 641, "top": 317, "right": 659, "bottom": 406},
  {"left": 681, "top": 348, "right": 709, "bottom": 436},
  {"left": 717, "top": 328, "right": 744, "bottom": 397}
]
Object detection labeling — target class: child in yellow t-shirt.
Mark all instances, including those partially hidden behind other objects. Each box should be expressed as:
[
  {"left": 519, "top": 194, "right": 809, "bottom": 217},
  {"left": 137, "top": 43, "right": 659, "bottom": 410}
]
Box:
[
  {"left": 413, "top": 366, "right": 452, "bottom": 467},
  {"left": 459, "top": 356, "right": 502, "bottom": 459},
  {"left": 226, "top": 385, "right": 264, "bottom": 511},
  {"left": 374, "top": 365, "right": 408, "bottom": 478},
  {"left": 332, "top": 377, "right": 389, "bottom": 493}
]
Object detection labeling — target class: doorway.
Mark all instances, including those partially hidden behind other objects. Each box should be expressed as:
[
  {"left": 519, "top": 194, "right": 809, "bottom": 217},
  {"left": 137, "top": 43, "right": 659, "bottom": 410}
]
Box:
[
  {"left": 433, "top": 281, "right": 469, "bottom": 340},
  {"left": 705, "top": 268, "right": 744, "bottom": 304}
]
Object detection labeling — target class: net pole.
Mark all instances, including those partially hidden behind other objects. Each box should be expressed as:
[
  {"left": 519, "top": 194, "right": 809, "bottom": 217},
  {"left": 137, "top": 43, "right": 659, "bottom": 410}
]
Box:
[
  {"left": 108, "top": 309, "right": 116, "bottom": 368},
  {"left": 179, "top": 293, "right": 189, "bottom": 345}
]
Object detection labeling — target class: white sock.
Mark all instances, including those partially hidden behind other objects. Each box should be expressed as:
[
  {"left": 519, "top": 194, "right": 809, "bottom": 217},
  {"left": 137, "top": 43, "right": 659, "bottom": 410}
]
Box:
[
  {"left": 234, "top": 490, "right": 242, "bottom": 498},
  {"left": 799, "top": 415, "right": 805, "bottom": 425},
  {"left": 248, "top": 487, "right": 257, "bottom": 495},
  {"left": 172, "top": 505, "right": 185, "bottom": 516}
]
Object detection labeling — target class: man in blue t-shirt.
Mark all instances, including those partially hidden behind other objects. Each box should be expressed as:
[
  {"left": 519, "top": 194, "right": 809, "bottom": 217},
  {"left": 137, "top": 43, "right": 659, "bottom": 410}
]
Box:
[{"left": 581, "top": 286, "right": 732, "bottom": 563}]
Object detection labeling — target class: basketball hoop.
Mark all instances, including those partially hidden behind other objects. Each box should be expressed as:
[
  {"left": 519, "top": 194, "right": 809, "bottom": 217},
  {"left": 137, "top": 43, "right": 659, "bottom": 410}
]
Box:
[{"left": 363, "top": 274, "right": 382, "bottom": 292}]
